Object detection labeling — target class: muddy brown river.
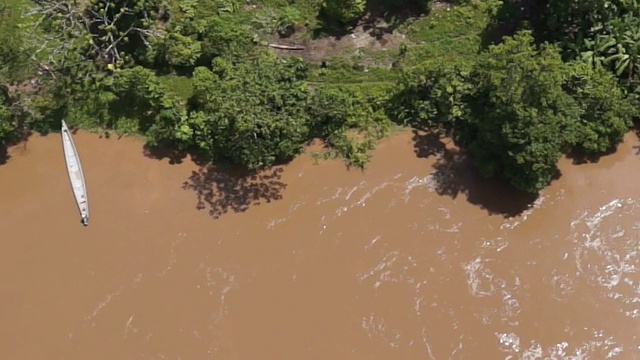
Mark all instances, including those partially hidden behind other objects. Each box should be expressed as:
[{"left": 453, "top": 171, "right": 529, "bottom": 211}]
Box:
[{"left": 0, "top": 130, "right": 639, "bottom": 359}]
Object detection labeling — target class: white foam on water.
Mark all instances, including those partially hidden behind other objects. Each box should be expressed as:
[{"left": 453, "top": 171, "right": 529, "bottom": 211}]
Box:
[
  {"left": 420, "top": 326, "right": 437, "bottom": 360},
  {"left": 570, "top": 198, "right": 640, "bottom": 316},
  {"left": 196, "top": 265, "right": 237, "bottom": 329},
  {"left": 462, "top": 257, "right": 497, "bottom": 297},
  {"left": 500, "top": 335, "right": 626, "bottom": 359},
  {"left": 496, "top": 332, "right": 520, "bottom": 353},
  {"left": 364, "top": 234, "right": 382, "bottom": 251},
  {"left": 316, "top": 186, "right": 344, "bottom": 205},
  {"left": 361, "top": 313, "right": 404, "bottom": 349},
  {"left": 358, "top": 251, "right": 418, "bottom": 289},
  {"left": 159, "top": 234, "right": 185, "bottom": 277},
  {"left": 550, "top": 269, "right": 575, "bottom": 300},
  {"left": 481, "top": 237, "right": 509, "bottom": 252},
  {"left": 85, "top": 286, "right": 125, "bottom": 326},
  {"left": 345, "top": 181, "right": 367, "bottom": 200},
  {"left": 521, "top": 341, "right": 543, "bottom": 359},
  {"left": 403, "top": 175, "right": 436, "bottom": 203},
  {"left": 501, "top": 195, "right": 547, "bottom": 230},
  {"left": 266, "top": 199, "right": 307, "bottom": 229}
]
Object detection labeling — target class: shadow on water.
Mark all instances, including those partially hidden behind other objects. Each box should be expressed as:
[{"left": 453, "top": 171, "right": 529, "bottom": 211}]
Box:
[
  {"left": 143, "top": 144, "right": 287, "bottom": 218},
  {"left": 411, "top": 129, "right": 538, "bottom": 217},
  {"left": 0, "top": 129, "right": 34, "bottom": 166},
  {"left": 564, "top": 147, "right": 614, "bottom": 165},
  {"left": 182, "top": 165, "right": 287, "bottom": 219},
  {"left": 142, "top": 143, "right": 190, "bottom": 165},
  {"left": 0, "top": 146, "right": 8, "bottom": 165}
]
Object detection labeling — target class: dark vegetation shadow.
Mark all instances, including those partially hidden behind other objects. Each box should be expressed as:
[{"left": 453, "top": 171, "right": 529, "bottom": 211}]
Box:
[
  {"left": 181, "top": 165, "right": 287, "bottom": 219},
  {"left": 142, "top": 143, "right": 191, "bottom": 165},
  {"left": 632, "top": 123, "right": 640, "bottom": 155},
  {"left": 364, "top": 0, "right": 430, "bottom": 32},
  {"left": 144, "top": 144, "right": 288, "bottom": 218},
  {"left": 312, "top": 0, "right": 429, "bottom": 39},
  {"left": 565, "top": 147, "right": 616, "bottom": 165},
  {"left": 479, "top": 0, "right": 546, "bottom": 49},
  {"left": 0, "top": 128, "right": 33, "bottom": 166},
  {"left": 479, "top": 0, "right": 526, "bottom": 49},
  {"left": 411, "top": 129, "right": 539, "bottom": 217},
  {"left": 312, "top": 17, "right": 352, "bottom": 39},
  {"left": 0, "top": 145, "right": 8, "bottom": 165}
]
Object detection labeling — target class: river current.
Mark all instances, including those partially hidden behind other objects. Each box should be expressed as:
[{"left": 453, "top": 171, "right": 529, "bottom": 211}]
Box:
[{"left": 0, "top": 130, "right": 638, "bottom": 359}]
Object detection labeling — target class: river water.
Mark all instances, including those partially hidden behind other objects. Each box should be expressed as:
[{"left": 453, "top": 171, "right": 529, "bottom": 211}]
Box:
[{"left": 0, "top": 130, "right": 639, "bottom": 359}]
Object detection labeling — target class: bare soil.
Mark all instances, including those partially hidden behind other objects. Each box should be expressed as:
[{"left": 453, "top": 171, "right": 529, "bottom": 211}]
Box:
[
  {"left": 267, "top": 1, "right": 453, "bottom": 65},
  {"left": 269, "top": 19, "right": 406, "bottom": 65}
]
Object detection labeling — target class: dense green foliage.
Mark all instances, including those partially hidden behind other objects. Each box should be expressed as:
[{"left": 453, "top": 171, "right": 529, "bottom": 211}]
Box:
[
  {"left": 321, "top": 0, "right": 366, "bottom": 25},
  {"left": 0, "top": 90, "right": 17, "bottom": 147},
  {"left": 184, "top": 55, "right": 310, "bottom": 168},
  {"left": 460, "top": 32, "right": 585, "bottom": 191},
  {"left": 1, "top": 0, "right": 639, "bottom": 194}
]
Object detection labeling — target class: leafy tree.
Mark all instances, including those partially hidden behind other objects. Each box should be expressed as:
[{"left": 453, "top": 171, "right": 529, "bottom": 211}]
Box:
[
  {"left": 181, "top": 54, "right": 311, "bottom": 169},
  {"left": 602, "top": 13, "right": 640, "bottom": 80},
  {"left": 0, "top": 90, "right": 17, "bottom": 146},
  {"left": 537, "top": 0, "right": 614, "bottom": 45},
  {"left": 163, "top": 33, "right": 202, "bottom": 67},
  {"left": 29, "top": 0, "right": 164, "bottom": 70},
  {"left": 564, "top": 62, "right": 638, "bottom": 154},
  {"left": 0, "top": 2, "right": 36, "bottom": 145},
  {"left": 198, "top": 15, "right": 256, "bottom": 63},
  {"left": 308, "top": 85, "right": 392, "bottom": 167},
  {"left": 0, "top": 1, "right": 31, "bottom": 84},
  {"left": 457, "top": 31, "right": 583, "bottom": 192},
  {"left": 107, "top": 66, "right": 185, "bottom": 137},
  {"left": 391, "top": 63, "right": 472, "bottom": 130},
  {"left": 321, "top": 0, "right": 366, "bottom": 25}
]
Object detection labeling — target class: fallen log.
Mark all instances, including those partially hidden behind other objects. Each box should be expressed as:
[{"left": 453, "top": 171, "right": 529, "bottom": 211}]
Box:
[{"left": 268, "top": 43, "right": 305, "bottom": 50}]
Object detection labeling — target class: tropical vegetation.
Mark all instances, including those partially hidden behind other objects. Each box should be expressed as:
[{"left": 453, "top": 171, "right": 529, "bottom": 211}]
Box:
[{"left": 1, "top": 0, "right": 640, "bottom": 193}]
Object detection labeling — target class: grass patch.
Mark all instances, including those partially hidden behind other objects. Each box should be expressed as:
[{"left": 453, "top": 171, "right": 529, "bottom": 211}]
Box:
[
  {"left": 158, "top": 75, "right": 194, "bottom": 101},
  {"left": 396, "top": 1, "right": 498, "bottom": 68},
  {"left": 253, "top": 0, "right": 323, "bottom": 27},
  {"left": 307, "top": 58, "right": 397, "bottom": 84},
  {"left": 303, "top": 2, "right": 496, "bottom": 85}
]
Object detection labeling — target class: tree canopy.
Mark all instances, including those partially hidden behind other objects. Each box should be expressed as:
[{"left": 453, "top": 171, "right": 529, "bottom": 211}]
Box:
[
  {"left": 181, "top": 54, "right": 311, "bottom": 169},
  {"left": 0, "top": 0, "right": 639, "bottom": 194}
]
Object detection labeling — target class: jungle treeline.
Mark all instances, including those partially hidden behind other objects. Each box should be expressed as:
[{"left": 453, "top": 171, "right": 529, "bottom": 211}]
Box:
[{"left": 1, "top": 0, "right": 640, "bottom": 193}]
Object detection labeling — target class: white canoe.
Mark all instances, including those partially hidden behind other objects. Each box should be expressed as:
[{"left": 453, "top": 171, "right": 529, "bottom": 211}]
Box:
[{"left": 61, "top": 120, "right": 89, "bottom": 226}]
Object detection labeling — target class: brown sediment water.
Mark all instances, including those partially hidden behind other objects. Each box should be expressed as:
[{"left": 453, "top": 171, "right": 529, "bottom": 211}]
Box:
[{"left": 0, "top": 129, "right": 639, "bottom": 359}]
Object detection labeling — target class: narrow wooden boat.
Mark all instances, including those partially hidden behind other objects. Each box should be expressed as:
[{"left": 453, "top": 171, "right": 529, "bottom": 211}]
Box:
[{"left": 61, "top": 120, "right": 89, "bottom": 226}]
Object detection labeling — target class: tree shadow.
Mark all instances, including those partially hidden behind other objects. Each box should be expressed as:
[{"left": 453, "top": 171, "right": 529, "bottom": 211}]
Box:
[
  {"left": 479, "top": 0, "right": 526, "bottom": 49},
  {"left": 412, "top": 130, "right": 539, "bottom": 217},
  {"left": 142, "top": 143, "right": 191, "bottom": 165},
  {"left": 0, "top": 127, "right": 34, "bottom": 166},
  {"left": 31, "top": 105, "right": 67, "bottom": 136},
  {"left": 365, "top": 0, "right": 430, "bottom": 31},
  {"left": 412, "top": 128, "right": 448, "bottom": 158},
  {"left": 312, "top": 0, "right": 429, "bottom": 39},
  {"left": 479, "top": 0, "right": 552, "bottom": 50},
  {"left": 564, "top": 147, "right": 618, "bottom": 165},
  {"left": 0, "top": 146, "right": 8, "bottom": 165},
  {"left": 311, "top": 19, "right": 352, "bottom": 40},
  {"left": 181, "top": 165, "right": 287, "bottom": 219}
]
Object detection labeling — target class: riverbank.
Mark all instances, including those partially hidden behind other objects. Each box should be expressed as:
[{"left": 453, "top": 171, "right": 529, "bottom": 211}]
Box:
[{"left": 5, "top": 0, "right": 637, "bottom": 194}]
